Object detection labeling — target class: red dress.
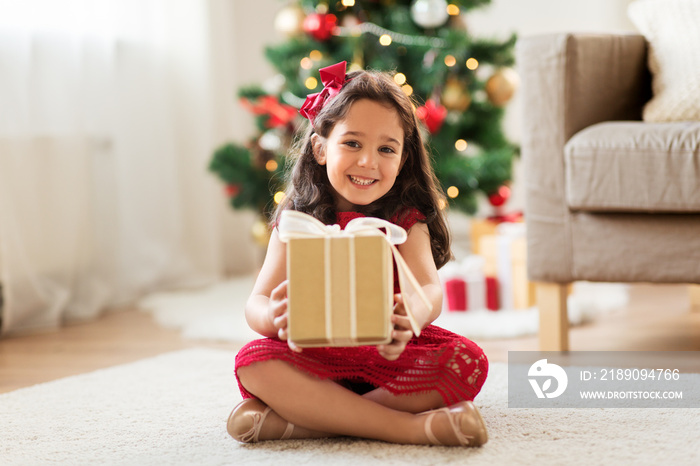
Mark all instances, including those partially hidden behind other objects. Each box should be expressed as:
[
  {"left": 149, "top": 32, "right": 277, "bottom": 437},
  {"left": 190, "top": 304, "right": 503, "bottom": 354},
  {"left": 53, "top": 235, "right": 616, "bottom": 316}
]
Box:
[{"left": 234, "top": 209, "right": 488, "bottom": 406}]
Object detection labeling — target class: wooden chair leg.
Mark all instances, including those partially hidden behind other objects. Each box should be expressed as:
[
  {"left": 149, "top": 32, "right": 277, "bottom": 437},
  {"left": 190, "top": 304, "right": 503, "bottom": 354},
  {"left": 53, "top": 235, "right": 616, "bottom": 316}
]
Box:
[
  {"left": 690, "top": 285, "right": 700, "bottom": 311},
  {"left": 537, "top": 282, "right": 570, "bottom": 351}
]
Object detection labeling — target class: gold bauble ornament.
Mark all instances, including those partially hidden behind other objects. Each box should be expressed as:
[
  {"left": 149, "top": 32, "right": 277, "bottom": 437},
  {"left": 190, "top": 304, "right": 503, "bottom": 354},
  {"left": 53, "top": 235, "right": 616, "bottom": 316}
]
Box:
[
  {"left": 441, "top": 78, "right": 471, "bottom": 112},
  {"left": 274, "top": 4, "right": 306, "bottom": 37},
  {"left": 485, "top": 67, "right": 520, "bottom": 107},
  {"left": 251, "top": 217, "right": 272, "bottom": 247}
]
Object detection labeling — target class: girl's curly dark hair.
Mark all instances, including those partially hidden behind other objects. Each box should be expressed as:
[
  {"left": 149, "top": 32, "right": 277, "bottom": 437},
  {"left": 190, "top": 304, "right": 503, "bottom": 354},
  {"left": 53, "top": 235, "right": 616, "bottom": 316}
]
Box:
[{"left": 273, "top": 69, "right": 452, "bottom": 269}]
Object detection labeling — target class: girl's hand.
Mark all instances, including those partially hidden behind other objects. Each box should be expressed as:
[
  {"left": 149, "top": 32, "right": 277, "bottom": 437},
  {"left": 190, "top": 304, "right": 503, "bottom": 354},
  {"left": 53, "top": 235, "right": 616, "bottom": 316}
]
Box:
[
  {"left": 377, "top": 294, "right": 414, "bottom": 361},
  {"left": 268, "top": 280, "right": 301, "bottom": 352}
]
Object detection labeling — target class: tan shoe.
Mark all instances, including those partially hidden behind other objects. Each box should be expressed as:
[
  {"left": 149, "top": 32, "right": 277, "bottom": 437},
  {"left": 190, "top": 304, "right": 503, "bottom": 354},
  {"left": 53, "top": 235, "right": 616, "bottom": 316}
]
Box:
[
  {"left": 227, "top": 399, "right": 295, "bottom": 443},
  {"left": 420, "top": 401, "right": 488, "bottom": 447}
]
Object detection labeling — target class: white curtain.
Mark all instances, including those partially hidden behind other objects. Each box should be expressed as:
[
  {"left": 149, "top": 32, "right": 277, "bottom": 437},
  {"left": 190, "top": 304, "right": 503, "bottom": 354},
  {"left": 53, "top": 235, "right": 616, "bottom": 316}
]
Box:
[{"left": 0, "top": 0, "right": 238, "bottom": 334}]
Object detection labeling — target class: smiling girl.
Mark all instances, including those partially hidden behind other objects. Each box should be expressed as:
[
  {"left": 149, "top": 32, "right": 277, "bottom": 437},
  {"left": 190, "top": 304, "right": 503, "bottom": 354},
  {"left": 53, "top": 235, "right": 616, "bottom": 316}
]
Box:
[{"left": 228, "top": 62, "right": 489, "bottom": 446}]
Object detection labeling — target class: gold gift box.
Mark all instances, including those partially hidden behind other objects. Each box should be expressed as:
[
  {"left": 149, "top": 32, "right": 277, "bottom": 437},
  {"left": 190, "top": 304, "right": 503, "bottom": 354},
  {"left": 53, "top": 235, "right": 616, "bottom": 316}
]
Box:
[
  {"left": 480, "top": 234, "right": 536, "bottom": 309},
  {"left": 286, "top": 235, "right": 393, "bottom": 347},
  {"left": 470, "top": 217, "right": 524, "bottom": 255}
]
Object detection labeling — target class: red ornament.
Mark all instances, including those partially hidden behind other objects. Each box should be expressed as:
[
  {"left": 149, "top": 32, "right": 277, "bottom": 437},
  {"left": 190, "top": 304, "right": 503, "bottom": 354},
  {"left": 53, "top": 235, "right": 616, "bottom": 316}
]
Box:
[
  {"left": 303, "top": 13, "right": 337, "bottom": 41},
  {"left": 239, "top": 95, "right": 298, "bottom": 128},
  {"left": 225, "top": 184, "right": 240, "bottom": 197},
  {"left": 488, "top": 185, "right": 511, "bottom": 207},
  {"left": 415, "top": 99, "right": 447, "bottom": 134}
]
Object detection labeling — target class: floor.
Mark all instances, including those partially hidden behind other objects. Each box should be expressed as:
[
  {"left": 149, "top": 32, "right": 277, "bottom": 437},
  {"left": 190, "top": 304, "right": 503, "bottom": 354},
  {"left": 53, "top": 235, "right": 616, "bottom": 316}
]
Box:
[{"left": 1, "top": 283, "right": 699, "bottom": 394}]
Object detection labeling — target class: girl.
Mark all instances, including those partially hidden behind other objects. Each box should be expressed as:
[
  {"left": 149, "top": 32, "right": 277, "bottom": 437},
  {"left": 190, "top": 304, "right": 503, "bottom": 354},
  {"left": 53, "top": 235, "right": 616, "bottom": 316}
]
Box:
[{"left": 229, "top": 62, "right": 489, "bottom": 446}]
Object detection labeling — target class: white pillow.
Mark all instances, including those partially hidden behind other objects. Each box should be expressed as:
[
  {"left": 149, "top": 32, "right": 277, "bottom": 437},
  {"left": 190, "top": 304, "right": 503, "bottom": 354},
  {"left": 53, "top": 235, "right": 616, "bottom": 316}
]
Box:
[{"left": 628, "top": 0, "right": 700, "bottom": 122}]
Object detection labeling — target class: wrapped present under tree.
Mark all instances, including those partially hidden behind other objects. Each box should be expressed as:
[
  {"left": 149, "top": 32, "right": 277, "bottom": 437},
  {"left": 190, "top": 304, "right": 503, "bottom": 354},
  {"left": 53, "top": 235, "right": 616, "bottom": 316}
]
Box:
[{"left": 479, "top": 223, "right": 535, "bottom": 310}]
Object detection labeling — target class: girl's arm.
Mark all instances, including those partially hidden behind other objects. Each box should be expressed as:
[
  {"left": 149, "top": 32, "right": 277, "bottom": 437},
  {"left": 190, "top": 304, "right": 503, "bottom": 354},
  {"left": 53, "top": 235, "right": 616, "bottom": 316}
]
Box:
[
  {"left": 396, "top": 222, "right": 443, "bottom": 329},
  {"left": 245, "top": 229, "right": 289, "bottom": 339},
  {"left": 378, "top": 221, "right": 442, "bottom": 361}
]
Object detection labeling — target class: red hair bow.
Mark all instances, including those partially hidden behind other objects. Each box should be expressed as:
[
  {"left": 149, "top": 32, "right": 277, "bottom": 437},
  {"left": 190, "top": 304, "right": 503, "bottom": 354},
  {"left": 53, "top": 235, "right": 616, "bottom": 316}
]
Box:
[{"left": 299, "top": 61, "right": 348, "bottom": 126}]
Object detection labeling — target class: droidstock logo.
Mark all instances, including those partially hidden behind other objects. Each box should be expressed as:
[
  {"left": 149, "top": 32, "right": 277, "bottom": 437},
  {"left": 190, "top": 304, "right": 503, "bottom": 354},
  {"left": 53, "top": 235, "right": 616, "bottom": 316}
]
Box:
[{"left": 528, "top": 359, "right": 568, "bottom": 399}]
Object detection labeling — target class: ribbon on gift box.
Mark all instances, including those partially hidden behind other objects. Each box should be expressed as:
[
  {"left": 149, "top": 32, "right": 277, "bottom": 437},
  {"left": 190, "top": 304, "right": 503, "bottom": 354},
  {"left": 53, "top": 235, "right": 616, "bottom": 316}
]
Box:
[
  {"left": 278, "top": 210, "right": 431, "bottom": 340},
  {"left": 462, "top": 255, "right": 486, "bottom": 311},
  {"left": 495, "top": 222, "right": 527, "bottom": 310}
]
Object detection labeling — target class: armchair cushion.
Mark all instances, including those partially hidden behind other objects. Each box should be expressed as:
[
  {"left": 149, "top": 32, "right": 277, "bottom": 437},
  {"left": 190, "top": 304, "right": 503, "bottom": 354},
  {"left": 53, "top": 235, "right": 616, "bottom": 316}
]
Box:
[
  {"left": 565, "top": 121, "right": 700, "bottom": 213},
  {"left": 628, "top": 0, "right": 700, "bottom": 122}
]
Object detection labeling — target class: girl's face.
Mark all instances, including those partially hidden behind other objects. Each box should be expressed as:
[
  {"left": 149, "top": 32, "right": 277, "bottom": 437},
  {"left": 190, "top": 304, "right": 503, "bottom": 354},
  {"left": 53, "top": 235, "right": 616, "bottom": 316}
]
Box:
[{"left": 313, "top": 99, "right": 404, "bottom": 211}]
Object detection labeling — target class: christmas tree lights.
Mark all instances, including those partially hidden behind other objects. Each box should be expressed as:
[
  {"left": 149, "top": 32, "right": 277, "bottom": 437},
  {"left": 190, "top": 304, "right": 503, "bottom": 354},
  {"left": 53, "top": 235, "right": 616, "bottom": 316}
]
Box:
[{"left": 210, "top": 0, "right": 519, "bottom": 220}]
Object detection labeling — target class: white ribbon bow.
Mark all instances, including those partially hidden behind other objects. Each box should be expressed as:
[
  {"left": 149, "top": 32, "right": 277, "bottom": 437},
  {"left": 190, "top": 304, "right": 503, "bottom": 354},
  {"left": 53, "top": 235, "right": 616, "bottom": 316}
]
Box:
[
  {"left": 279, "top": 210, "right": 408, "bottom": 244},
  {"left": 278, "top": 210, "right": 431, "bottom": 338}
]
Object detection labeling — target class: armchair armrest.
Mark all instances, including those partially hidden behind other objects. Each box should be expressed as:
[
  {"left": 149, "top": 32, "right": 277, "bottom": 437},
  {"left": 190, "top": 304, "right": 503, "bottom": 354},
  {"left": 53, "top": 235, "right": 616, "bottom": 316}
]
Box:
[{"left": 516, "top": 33, "right": 650, "bottom": 282}]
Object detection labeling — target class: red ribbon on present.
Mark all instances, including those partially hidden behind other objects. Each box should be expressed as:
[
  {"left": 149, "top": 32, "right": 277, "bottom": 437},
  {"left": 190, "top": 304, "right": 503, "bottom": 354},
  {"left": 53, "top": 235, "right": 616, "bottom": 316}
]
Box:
[
  {"left": 485, "top": 276, "right": 500, "bottom": 311},
  {"left": 240, "top": 95, "right": 298, "bottom": 128},
  {"left": 486, "top": 211, "right": 524, "bottom": 224},
  {"left": 445, "top": 278, "right": 467, "bottom": 312},
  {"left": 299, "top": 61, "right": 348, "bottom": 126}
]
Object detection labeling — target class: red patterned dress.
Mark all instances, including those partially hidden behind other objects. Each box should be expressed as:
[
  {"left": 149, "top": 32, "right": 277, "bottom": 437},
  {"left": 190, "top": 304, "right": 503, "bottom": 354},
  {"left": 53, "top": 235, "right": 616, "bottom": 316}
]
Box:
[{"left": 235, "top": 209, "right": 488, "bottom": 406}]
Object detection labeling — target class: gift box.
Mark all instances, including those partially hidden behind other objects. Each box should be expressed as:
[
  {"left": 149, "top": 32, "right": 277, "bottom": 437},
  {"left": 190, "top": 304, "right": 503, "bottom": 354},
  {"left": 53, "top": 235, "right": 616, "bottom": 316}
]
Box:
[
  {"left": 444, "top": 278, "right": 467, "bottom": 312},
  {"left": 286, "top": 235, "right": 393, "bottom": 347},
  {"left": 279, "top": 211, "right": 427, "bottom": 348},
  {"left": 479, "top": 223, "right": 536, "bottom": 310},
  {"left": 470, "top": 213, "right": 524, "bottom": 255},
  {"left": 485, "top": 276, "right": 500, "bottom": 311},
  {"left": 439, "top": 255, "right": 486, "bottom": 312}
]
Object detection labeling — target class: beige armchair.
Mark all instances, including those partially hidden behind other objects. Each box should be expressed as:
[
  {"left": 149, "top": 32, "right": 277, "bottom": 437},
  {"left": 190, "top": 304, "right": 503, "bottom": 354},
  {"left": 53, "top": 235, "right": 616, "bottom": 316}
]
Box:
[{"left": 517, "top": 33, "right": 700, "bottom": 351}]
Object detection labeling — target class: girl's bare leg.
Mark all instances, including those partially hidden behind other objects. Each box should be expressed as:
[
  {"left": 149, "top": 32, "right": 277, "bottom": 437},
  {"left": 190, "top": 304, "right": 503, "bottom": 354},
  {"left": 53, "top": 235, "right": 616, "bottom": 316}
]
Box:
[
  {"left": 362, "top": 387, "right": 445, "bottom": 413},
  {"left": 237, "top": 359, "right": 463, "bottom": 444}
]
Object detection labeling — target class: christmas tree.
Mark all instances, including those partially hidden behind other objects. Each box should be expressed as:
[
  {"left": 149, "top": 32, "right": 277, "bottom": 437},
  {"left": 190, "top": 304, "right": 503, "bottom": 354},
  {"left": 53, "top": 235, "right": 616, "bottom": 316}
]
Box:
[{"left": 209, "top": 0, "right": 518, "bottom": 222}]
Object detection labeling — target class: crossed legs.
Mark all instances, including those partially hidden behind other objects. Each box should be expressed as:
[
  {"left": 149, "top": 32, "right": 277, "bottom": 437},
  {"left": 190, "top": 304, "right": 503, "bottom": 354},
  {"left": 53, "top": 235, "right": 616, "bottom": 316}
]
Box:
[{"left": 234, "top": 359, "right": 483, "bottom": 445}]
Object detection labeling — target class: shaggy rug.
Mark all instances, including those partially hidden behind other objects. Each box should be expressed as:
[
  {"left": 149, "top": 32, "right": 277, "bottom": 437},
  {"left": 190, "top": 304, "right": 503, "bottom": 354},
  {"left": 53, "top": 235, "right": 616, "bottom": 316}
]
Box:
[
  {"left": 2, "top": 348, "right": 697, "bottom": 465},
  {"left": 138, "top": 276, "right": 628, "bottom": 342}
]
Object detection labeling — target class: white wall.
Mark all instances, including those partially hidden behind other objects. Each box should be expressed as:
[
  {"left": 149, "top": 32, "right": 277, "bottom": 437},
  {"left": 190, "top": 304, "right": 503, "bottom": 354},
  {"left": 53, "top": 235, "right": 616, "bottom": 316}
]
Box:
[
  {"left": 215, "top": 1, "right": 278, "bottom": 275},
  {"left": 221, "top": 0, "right": 642, "bottom": 273},
  {"left": 468, "top": 0, "right": 636, "bottom": 38}
]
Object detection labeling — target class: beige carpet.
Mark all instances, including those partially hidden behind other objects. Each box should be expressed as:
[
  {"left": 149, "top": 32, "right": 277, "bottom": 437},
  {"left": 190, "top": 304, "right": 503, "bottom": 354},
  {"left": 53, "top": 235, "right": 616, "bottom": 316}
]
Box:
[{"left": 1, "top": 348, "right": 698, "bottom": 465}]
